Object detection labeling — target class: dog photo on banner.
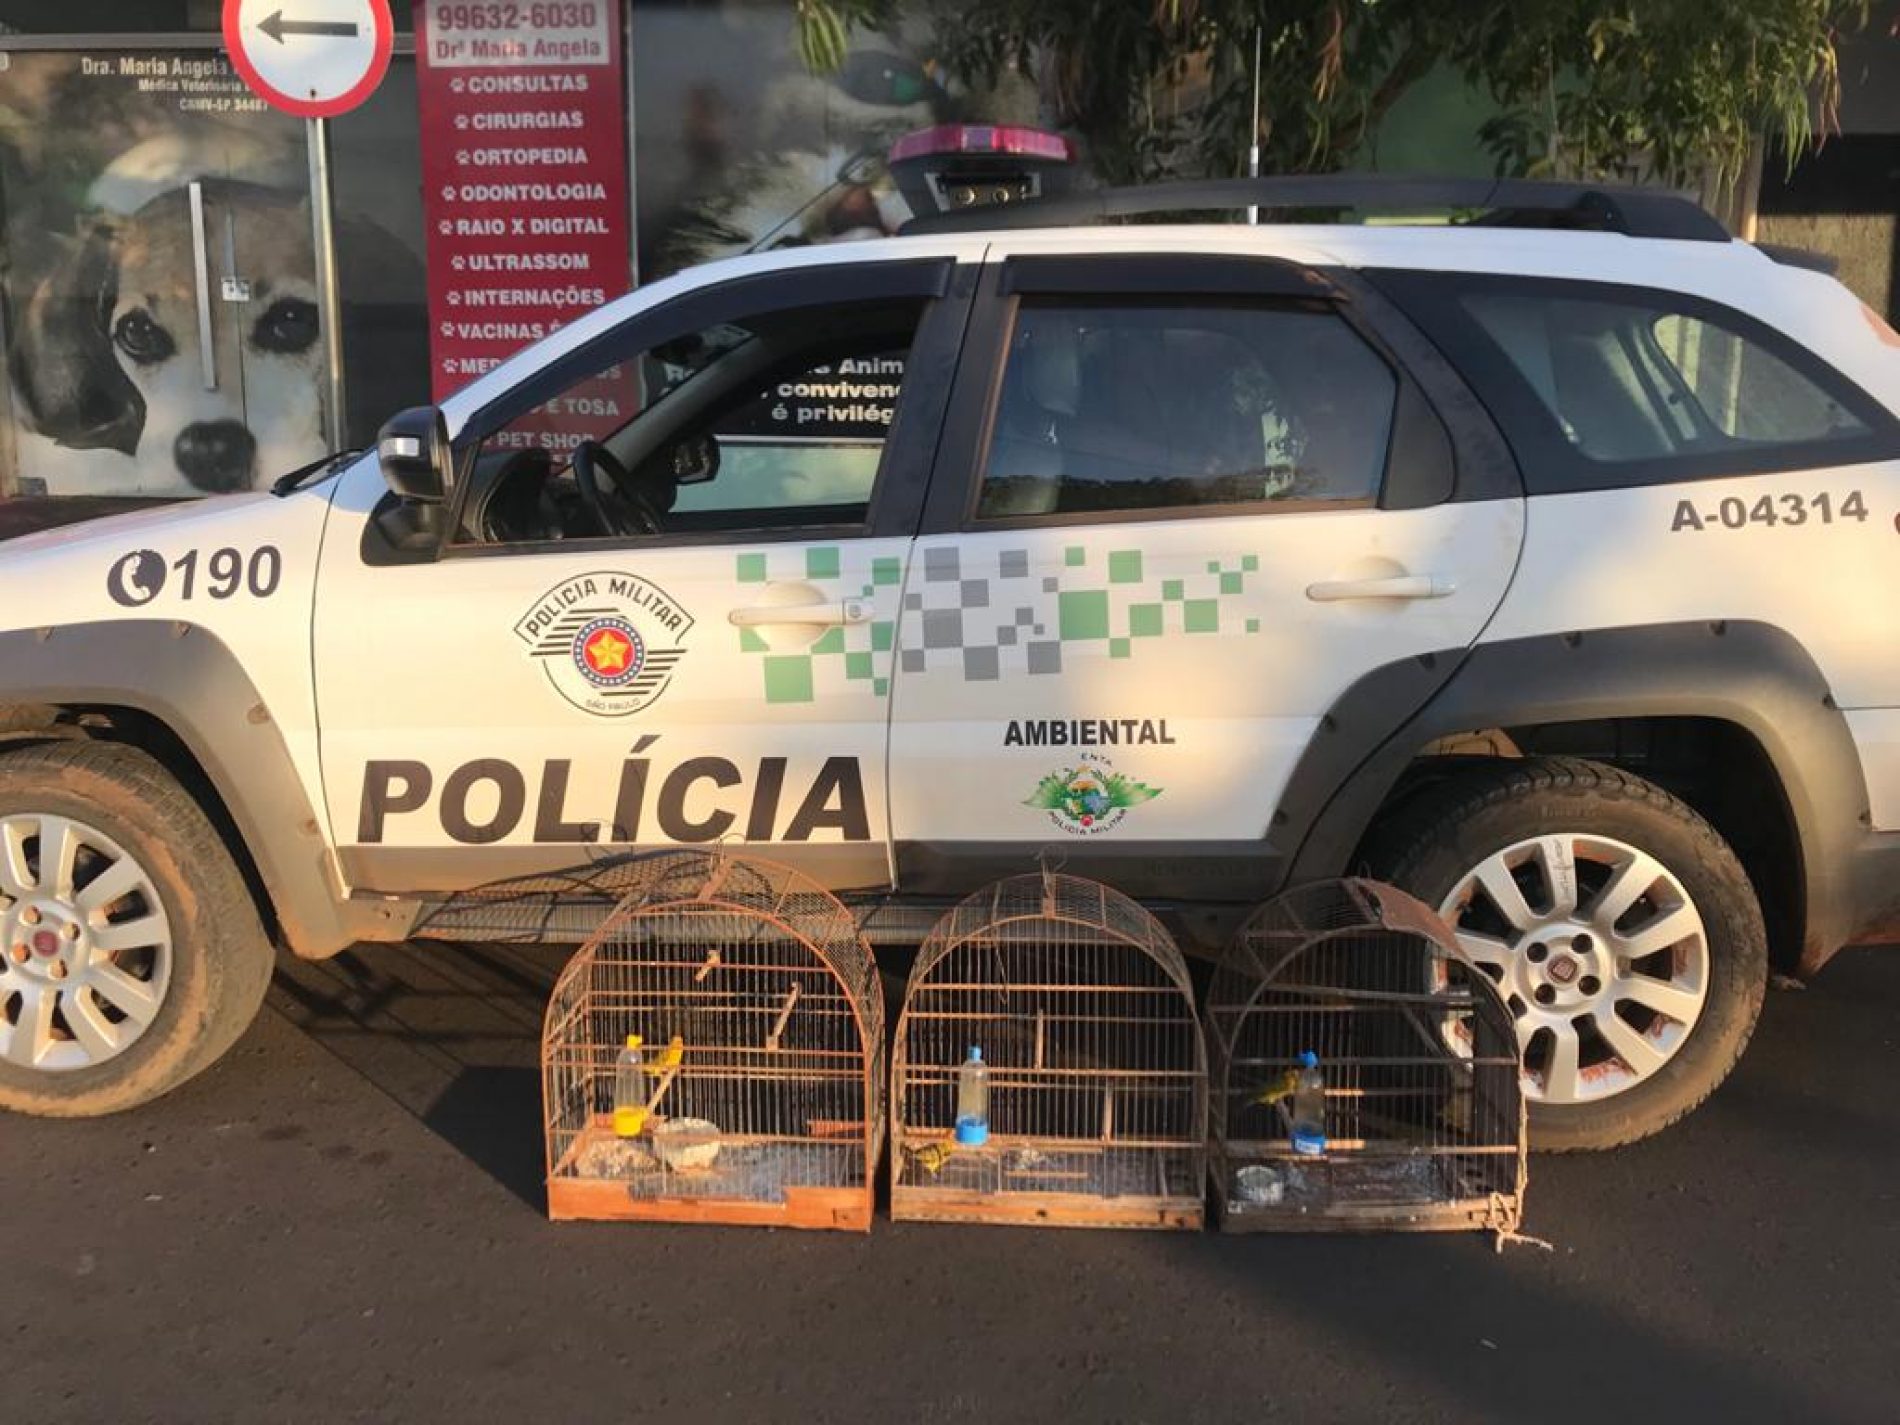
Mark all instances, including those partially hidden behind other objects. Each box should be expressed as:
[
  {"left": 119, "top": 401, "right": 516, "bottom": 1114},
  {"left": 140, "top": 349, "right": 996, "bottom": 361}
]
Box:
[{"left": 0, "top": 48, "right": 419, "bottom": 500}]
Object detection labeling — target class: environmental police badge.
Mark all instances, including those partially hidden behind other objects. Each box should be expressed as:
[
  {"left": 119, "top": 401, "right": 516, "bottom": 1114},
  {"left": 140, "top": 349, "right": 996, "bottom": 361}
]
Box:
[
  {"left": 514, "top": 571, "right": 693, "bottom": 718},
  {"left": 1026, "top": 753, "right": 1161, "bottom": 835}
]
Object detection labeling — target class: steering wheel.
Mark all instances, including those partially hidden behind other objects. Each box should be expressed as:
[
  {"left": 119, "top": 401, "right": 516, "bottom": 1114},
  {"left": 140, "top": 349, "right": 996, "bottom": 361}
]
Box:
[{"left": 572, "top": 440, "right": 664, "bottom": 537}]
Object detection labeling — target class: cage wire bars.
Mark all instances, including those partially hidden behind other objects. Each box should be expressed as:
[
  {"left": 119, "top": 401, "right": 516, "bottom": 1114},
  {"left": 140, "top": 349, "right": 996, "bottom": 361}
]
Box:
[
  {"left": 891, "top": 870, "right": 1207, "bottom": 1229},
  {"left": 541, "top": 849, "right": 885, "bottom": 1229},
  {"left": 1205, "top": 879, "right": 1525, "bottom": 1233},
  {"left": 410, "top": 854, "right": 644, "bottom": 944}
]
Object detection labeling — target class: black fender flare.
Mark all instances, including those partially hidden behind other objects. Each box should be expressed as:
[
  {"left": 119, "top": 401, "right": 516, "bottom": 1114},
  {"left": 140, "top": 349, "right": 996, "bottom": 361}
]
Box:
[
  {"left": 1277, "top": 620, "right": 1882, "bottom": 972},
  {"left": 0, "top": 620, "right": 411, "bottom": 958}
]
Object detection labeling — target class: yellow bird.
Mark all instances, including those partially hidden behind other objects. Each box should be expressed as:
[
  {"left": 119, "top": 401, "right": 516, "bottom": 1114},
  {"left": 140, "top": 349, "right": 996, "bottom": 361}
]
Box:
[
  {"left": 644, "top": 1035, "right": 685, "bottom": 1073},
  {"left": 907, "top": 1141, "right": 958, "bottom": 1176},
  {"left": 1247, "top": 1069, "right": 1301, "bottom": 1110}
]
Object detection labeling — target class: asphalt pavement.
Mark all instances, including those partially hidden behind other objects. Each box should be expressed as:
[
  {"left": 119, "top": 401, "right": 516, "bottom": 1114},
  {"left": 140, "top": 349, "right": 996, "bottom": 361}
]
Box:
[{"left": 9, "top": 940, "right": 1898, "bottom": 1425}]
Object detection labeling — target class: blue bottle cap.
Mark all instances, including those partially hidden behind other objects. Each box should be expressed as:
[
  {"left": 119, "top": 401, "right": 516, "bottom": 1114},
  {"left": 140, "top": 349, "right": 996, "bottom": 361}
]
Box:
[
  {"left": 1298, "top": 1050, "right": 1318, "bottom": 1069},
  {"left": 968, "top": 1046, "right": 983, "bottom": 1062}
]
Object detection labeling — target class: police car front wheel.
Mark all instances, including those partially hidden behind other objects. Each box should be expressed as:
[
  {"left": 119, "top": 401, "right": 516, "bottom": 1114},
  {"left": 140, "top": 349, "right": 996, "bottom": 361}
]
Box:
[
  {"left": 0, "top": 740, "right": 271, "bottom": 1117},
  {"left": 1370, "top": 755, "right": 1768, "bottom": 1151}
]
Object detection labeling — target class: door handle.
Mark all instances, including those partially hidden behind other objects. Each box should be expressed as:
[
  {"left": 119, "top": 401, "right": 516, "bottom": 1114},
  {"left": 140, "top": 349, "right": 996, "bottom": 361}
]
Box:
[
  {"left": 1305, "top": 574, "right": 1457, "bottom": 602},
  {"left": 728, "top": 598, "right": 873, "bottom": 628},
  {"left": 186, "top": 181, "right": 217, "bottom": 391}
]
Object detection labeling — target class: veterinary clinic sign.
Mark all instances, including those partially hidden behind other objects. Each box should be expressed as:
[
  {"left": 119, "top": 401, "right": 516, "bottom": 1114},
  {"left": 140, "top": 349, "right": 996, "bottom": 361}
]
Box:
[{"left": 414, "top": 0, "right": 634, "bottom": 430}]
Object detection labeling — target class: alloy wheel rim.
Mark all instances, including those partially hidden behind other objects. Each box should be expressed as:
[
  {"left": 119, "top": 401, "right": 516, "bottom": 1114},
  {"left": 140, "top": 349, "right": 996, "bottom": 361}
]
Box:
[
  {"left": 1437, "top": 833, "right": 1709, "bottom": 1105},
  {"left": 0, "top": 813, "right": 173, "bottom": 1073}
]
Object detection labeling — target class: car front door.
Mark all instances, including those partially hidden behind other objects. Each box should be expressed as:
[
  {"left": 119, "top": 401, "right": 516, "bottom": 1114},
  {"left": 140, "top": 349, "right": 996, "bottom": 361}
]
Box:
[
  {"left": 885, "top": 249, "right": 1527, "bottom": 898},
  {"left": 312, "top": 254, "right": 973, "bottom": 896}
]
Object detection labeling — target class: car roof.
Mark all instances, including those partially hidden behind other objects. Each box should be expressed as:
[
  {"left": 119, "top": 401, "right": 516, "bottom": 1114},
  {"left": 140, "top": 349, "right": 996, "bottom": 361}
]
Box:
[{"left": 973, "top": 220, "right": 1763, "bottom": 283}]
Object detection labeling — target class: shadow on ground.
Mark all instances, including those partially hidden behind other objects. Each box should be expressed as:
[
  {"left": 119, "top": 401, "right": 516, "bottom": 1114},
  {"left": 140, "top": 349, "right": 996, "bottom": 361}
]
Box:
[{"left": 269, "top": 939, "right": 562, "bottom": 1209}]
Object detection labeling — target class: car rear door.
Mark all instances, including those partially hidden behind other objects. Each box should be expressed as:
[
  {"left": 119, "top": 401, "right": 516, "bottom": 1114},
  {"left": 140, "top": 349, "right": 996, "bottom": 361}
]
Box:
[
  {"left": 1372, "top": 265, "right": 1900, "bottom": 832},
  {"left": 884, "top": 248, "right": 1527, "bottom": 897}
]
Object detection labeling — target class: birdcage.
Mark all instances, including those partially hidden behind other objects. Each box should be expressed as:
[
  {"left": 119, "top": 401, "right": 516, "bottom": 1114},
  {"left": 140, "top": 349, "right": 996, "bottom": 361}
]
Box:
[
  {"left": 541, "top": 849, "right": 885, "bottom": 1230},
  {"left": 411, "top": 854, "right": 650, "bottom": 944},
  {"left": 890, "top": 872, "right": 1207, "bottom": 1230},
  {"left": 1205, "top": 879, "right": 1524, "bottom": 1233}
]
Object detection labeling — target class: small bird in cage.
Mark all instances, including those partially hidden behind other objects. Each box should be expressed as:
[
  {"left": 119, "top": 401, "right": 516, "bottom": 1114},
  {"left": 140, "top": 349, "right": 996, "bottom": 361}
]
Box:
[
  {"left": 907, "top": 1141, "right": 959, "bottom": 1176},
  {"left": 1246, "top": 1067, "right": 1302, "bottom": 1110},
  {"left": 649, "top": 1036, "right": 685, "bottom": 1076}
]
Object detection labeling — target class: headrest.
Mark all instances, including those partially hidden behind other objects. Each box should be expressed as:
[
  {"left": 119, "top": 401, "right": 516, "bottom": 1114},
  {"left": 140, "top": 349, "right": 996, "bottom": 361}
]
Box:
[{"left": 1013, "top": 322, "right": 1080, "bottom": 416}]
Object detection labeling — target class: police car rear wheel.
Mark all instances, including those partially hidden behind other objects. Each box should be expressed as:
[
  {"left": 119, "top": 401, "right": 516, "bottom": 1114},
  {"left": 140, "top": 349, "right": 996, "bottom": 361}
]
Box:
[
  {"left": 0, "top": 740, "right": 271, "bottom": 1117},
  {"left": 1369, "top": 755, "right": 1767, "bottom": 1151}
]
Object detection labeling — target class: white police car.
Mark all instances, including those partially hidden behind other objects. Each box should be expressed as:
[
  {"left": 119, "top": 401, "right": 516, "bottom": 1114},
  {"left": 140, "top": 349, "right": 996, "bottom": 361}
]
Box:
[{"left": 2, "top": 176, "right": 1896, "bottom": 1149}]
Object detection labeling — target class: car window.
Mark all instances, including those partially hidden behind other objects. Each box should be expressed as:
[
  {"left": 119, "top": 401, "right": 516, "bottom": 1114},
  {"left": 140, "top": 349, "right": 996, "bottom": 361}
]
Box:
[
  {"left": 1461, "top": 289, "right": 1872, "bottom": 464},
  {"left": 1651, "top": 313, "right": 1862, "bottom": 444},
  {"left": 459, "top": 302, "right": 925, "bottom": 545},
  {"left": 479, "top": 325, "right": 753, "bottom": 460},
  {"left": 975, "top": 300, "right": 1395, "bottom": 520},
  {"left": 680, "top": 349, "right": 908, "bottom": 517}
]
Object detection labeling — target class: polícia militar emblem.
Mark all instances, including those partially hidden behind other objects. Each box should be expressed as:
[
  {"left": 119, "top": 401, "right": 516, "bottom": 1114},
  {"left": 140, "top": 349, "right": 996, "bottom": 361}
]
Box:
[
  {"left": 514, "top": 571, "right": 693, "bottom": 717},
  {"left": 573, "top": 617, "right": 644, "bottom": 687}
]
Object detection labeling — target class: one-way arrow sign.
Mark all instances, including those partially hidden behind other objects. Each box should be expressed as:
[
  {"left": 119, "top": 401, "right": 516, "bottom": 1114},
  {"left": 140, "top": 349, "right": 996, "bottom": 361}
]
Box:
[
  {"left": 224, "top": 0, "right": 392, "bottom": 118},
  {"left": 257, "top": 10, "right": 362, "bottom": 43}
]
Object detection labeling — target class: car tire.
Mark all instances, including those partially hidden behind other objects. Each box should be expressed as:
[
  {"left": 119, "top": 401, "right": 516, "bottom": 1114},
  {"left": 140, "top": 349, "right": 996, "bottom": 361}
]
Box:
[
  {"left": 0, "top": 739, "right": 272, "bottom": 1117},
  {"left": 1365, "top": 755, "right": 1767, "bottom": 1151}
]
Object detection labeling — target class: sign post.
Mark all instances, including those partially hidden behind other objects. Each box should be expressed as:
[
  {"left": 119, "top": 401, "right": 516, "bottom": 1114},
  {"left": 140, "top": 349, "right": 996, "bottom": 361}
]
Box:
[
  {"left": 222, "top": 0, "right": 393, "bottom": 450},
  {"left": 305, "top": 115, "right": 348, "bottom": 449}
]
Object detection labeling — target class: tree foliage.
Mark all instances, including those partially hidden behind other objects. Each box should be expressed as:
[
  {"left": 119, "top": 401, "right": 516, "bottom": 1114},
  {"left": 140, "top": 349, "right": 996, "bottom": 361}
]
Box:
[
  {"left": 792, "top": 0, "right": 900, "bottom": 73},
  {"left": 818, "top": 0, "right": 1870, "bottom": 188}
]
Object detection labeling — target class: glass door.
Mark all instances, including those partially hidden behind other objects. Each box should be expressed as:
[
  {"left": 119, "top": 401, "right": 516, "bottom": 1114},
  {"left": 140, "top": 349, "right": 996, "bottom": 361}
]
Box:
[{"left": 174, "top": 169, "right": 329, "bottom": 493}]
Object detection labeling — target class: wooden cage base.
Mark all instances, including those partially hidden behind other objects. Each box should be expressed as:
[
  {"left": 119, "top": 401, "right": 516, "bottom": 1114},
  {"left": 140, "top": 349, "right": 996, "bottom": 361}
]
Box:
[
  {"left": 548, "top": 1121, "right": 873, "bottom": 1231},
  {"left": 548, "top": 1178, "right": 870, "bottom": 1230},
  {"left": 1215, "top": 1190, "right": 1515, "bottom": 1234},
  {"left": 893, "top": 1187, "right": 1202, "bottom": 1231},
  {"left": 1211, "top": 1151, "right": 1520, "bottom": 1235},
  {"left": 891, "top": 1133, "right": 1204, "bottom": 1231}
]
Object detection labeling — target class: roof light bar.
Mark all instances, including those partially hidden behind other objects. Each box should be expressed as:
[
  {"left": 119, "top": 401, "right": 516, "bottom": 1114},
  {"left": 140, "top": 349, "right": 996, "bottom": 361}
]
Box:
[
  {"left": 899, "top": 172, "right": 1732, "bottom": 243},
  {"left": 889, "top": 125, "right": 1076, "bottom": 165}
]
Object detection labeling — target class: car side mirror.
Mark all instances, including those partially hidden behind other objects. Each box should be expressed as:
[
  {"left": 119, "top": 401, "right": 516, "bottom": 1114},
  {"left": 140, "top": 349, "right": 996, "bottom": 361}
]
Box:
[
  {"left": 377, "top": 406, "right": 453, "bottom": 504},
  {"left": 670, "top": 432, "right": 720, "bottom": 485}
]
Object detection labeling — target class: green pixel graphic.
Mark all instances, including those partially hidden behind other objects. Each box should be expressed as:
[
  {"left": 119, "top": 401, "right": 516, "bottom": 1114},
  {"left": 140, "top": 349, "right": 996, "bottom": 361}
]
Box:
[
  {"left": 1058, "top": 590, "right": 1111, "bottom": 641},
  {"left": 1024, "top": 550, "right": 1266, "bottom": 665},
  {"left": 737, "top": 543, "right": 1267, "bottom": 698},
  {"left": 735, "top": 546, "right": 895, "bottom": 704},
  {"left": 762, "top": 655, "right": 813, "bottom": 704}
]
